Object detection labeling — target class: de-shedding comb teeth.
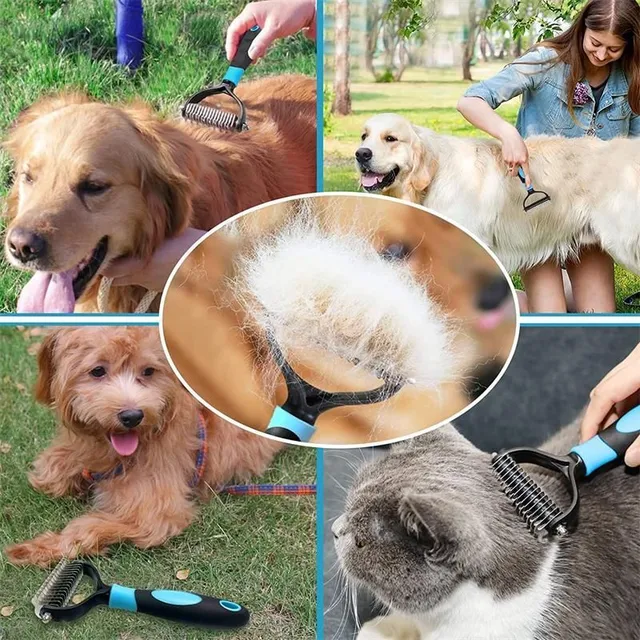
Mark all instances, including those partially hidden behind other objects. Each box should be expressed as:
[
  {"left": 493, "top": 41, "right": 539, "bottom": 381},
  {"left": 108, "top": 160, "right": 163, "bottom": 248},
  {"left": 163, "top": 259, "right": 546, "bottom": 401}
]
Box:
[
  {"left": 32, "top": 559, "right": 83, "bottom": 621},
  {"left": 183, "top": 103, "right": 240, "bottom": 131},
  {"left": 491, "top": 453, "right": 565, "bottom": 540}
]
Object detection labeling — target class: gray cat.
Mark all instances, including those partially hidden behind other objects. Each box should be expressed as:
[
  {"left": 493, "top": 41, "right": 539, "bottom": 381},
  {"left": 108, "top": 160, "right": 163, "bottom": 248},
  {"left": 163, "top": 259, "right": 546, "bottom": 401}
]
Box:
[{"left": 333, "top": 423, "right": 640, "bottom": 639}]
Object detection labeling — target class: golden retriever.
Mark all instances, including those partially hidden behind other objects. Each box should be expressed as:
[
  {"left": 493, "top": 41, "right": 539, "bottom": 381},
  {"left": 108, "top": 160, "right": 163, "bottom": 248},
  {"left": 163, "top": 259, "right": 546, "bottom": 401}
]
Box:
[
  {"left": 3, "top": 75, "right": 316, "bottom": 313},
  {"left": 162, "top": 195, "right": 517, "bottom": 445},
  {"left": 356, "top": 113, "right": 640, "bottom": 275}
]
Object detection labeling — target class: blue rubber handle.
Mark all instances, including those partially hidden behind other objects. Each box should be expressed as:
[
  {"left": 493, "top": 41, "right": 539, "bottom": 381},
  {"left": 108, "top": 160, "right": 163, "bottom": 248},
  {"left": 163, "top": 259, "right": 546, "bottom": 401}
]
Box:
[
  {"left": 108, "top": 584, "right": 249, "bottom": 629},
  {"left": 570, "top": 405, "right": 640, "bottom": 475},
  {"left": 517, "top": 166, "right": 533, "bottom": 192},
  {"left": 265, "top": 405, "right": 316, "bottom": 442}
]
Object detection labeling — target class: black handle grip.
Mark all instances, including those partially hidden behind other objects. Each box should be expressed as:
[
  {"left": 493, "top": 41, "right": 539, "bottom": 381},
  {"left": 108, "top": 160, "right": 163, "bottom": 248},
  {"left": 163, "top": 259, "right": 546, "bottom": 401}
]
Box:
[
  {"left": 231, "top": 25, "right": 261, "bottom": 70},
  {"left": 133, "top": 589, "right": 250, "bottom": 629},
  {"left": 599, "top": 419, "right": 640, "bottom": 458}
]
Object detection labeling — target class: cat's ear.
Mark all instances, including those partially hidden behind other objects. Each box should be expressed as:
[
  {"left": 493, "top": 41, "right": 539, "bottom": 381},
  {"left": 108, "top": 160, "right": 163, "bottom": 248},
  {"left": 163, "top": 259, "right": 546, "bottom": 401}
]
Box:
[{"left": 399, "top": 492, "right": 481, "bottom": 562}]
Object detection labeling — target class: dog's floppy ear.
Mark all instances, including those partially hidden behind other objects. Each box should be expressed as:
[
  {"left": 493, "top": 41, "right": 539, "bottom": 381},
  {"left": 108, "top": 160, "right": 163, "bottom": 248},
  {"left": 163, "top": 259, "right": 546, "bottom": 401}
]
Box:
[
  {"left": 125, "top": 104, "right": 200, "bottom": 260},
  {"left": 34, "top": 332, "right": 59, "bottom": 406},
  {"left": 406, "top": 131, "right": 436, "bottom": 195}
]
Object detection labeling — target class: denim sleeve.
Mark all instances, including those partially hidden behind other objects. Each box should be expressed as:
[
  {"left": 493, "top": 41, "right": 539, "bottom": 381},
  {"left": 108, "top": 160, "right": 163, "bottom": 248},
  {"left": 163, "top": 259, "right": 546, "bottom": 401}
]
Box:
[
  {"left": 630, "top": 113, "right": 640, "bottom": 137},
  {"left": 463, "top": 47, "right": 557, "bottom": 109}
]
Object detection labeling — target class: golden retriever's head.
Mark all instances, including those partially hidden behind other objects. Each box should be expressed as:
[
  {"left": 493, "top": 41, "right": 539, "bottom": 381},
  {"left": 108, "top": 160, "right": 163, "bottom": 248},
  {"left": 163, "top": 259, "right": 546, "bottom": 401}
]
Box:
[
  {"left": 355, "top": 114, "right": 436, "bottom": 201},
  {"left": 4, "top": 94, "right": 197, "bottom": 312},
  {"left": 35, "top": 327, "right": 185, "bottom": 457}
]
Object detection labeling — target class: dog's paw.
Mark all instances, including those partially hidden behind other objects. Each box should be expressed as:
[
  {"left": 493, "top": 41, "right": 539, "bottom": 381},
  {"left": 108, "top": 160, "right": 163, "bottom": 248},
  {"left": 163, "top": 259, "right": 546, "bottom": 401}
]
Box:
[
  {"left": 4, "top": 534, "right": 65, "bottom": 567},
  {"left": 28, "top": 465, "right": 82, "bottom": 497}
]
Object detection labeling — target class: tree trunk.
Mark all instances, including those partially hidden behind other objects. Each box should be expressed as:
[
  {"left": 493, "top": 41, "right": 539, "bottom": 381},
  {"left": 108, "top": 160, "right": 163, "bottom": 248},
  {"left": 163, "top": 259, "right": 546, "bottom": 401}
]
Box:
[
  {"left": 365, "top": 4, "right": 383, "bottom": 80},
  {"left": 332, "top": 0, "right": 351, "bottom": 115},
  {"left": 461, "top": 0, "right": 478, "bottom": 81}
]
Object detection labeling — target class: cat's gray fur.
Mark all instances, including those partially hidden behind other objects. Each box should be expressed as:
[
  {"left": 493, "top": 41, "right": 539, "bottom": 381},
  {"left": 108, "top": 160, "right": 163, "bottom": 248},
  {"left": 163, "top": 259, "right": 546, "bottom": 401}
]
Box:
[{"left": 333, "top": 422, "right": 640, "bottom": 639}]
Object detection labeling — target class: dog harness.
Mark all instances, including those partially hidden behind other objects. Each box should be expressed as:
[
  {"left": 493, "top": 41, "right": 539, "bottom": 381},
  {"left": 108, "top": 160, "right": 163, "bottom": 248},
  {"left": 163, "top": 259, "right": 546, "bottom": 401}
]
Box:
[{"left": 82, "top": 412, "right": 208, "bottom": 489}]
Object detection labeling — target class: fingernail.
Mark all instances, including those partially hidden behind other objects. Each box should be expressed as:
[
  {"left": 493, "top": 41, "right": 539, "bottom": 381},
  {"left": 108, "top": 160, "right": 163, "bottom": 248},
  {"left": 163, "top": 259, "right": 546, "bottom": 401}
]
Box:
[{"left": 625, "top": 445, "right": 640, "bottom": 467}]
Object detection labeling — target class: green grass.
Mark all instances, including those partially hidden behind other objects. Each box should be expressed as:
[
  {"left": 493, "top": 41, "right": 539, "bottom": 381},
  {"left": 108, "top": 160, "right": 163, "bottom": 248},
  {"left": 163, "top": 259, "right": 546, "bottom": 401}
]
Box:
[
  {"left": 0, "top": 328, "right": 316, "bottom": 640},
  {"left": 0, "top": 0, "right": 315, "bottom": 312},
  {"left": 325, "top": 61, "right": 640, "bottom": 312}
]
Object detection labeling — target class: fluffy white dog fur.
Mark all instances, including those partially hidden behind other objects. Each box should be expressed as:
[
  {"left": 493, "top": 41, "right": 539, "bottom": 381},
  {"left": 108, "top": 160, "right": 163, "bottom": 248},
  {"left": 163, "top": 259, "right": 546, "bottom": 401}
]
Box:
[
  {"left": 357, "top": 113, "right": 640, "bottom": 274},
  {"left": 231, "top": 215, "right": 455, "bottom": 389}
]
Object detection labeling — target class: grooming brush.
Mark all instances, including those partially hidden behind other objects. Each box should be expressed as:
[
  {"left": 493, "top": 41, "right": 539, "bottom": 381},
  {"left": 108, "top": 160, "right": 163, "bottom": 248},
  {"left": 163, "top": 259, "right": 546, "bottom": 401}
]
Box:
[
  {"left": 236, "top": 220, "right": 454, "bottom": 442},
  {"left": 492, "top": 405, "right": 640, "bottom": 540},
  {"left": 517, "top": 166, "right": 551, "bottom": 212},
  {"left": 265, "top": 336, "right": 405, "bottom": 442},
  {"left": 182, "top": 25, "right": 261, "bottom": 131},
  {"left": 32, "top": 559, "right": 249, "bottom": 629}
]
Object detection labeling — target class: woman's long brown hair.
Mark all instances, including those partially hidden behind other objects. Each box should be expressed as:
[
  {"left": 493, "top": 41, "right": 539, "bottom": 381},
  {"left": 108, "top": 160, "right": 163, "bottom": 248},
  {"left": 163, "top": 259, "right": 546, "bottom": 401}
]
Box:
[{"left": 541, "top": 0, "right": 640, "bottom": 116}]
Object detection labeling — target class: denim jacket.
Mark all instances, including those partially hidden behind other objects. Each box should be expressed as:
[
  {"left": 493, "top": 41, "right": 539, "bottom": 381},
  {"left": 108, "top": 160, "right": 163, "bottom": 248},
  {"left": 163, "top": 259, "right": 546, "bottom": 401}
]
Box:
[{"left": 463, "top": 46, "right": 640, "bottom": 139}]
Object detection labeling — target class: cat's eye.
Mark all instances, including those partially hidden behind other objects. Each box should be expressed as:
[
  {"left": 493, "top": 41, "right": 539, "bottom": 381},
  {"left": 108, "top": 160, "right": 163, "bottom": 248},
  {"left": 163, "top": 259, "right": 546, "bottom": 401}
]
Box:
[
  {"left": 142, "top": 367, "right": 155, "bottom": 377},
  {"left": 90, "top": 366, "right": 107, "bottom": 378}
]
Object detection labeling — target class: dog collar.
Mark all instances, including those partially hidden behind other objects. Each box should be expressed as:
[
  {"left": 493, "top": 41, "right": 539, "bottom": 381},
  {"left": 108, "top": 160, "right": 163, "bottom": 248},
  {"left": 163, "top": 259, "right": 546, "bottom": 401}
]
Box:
[{"left": 82, "top": 412, "right": 208, "bottom": 489}]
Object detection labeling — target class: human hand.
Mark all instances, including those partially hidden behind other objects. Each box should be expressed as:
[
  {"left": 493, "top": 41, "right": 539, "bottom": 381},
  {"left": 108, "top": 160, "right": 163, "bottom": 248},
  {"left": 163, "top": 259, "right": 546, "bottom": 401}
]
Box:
[
  {"left": 581, "top": 343, "right": 640, "bottom": 467},
  {"left": 102, "top": 228, "right": 206, "bottom": 292},
  {"left": 226, "top": 0, "right": 316, "bottom": 62},
  {"left": 498, "top": 124, "right": 530, "bottom": 186}
]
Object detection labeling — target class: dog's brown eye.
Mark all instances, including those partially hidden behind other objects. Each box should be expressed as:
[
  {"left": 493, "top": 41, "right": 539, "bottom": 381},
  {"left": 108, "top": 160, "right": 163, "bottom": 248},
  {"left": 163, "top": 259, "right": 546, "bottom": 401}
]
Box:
[
  {"left": 142, "top": 367, "right": 155, "bottom": 377},
  {"left": 385, "top": 136, "right": 398, "bottom": 143},
  {"left": 90, "top": 366, "right": 107, "bottom": 378},
  {"left": 78, "top": 180, "right": 110, "bottom": 196},
  {"left": 22, "top": 171, "right": 34, "bottom": 184},
  {"left": 361, "top": 133, "right": 367, "bottom": 141}
]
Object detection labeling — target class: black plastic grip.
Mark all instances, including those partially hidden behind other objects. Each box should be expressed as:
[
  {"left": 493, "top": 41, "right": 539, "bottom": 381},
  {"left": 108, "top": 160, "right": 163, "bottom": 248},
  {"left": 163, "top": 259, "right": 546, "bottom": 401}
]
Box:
[
  {"left": 134, "top": 589, "right": 249, "bottom": 629},
  {"left": 599, "top": 421, "right": 640, "bottom": 458},
  {"left": 265, "top": 426, "right": 301, "bottom": 441},
  {"left": 231, "top": 25, "right": 261, "bottom": 70}
]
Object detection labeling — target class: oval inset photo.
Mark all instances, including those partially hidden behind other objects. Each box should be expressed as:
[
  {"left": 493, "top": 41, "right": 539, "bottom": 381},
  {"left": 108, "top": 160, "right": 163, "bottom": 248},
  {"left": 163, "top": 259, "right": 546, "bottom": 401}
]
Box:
[{"left": 161, "top": 193, "right": 519, "bottom": 447}]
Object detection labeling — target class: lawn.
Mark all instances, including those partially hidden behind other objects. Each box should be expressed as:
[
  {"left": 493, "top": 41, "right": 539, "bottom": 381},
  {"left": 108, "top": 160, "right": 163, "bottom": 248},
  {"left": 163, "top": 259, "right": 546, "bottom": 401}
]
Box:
[
  {"left": 325, "top": 61, "right": 640, "bottom": 313},
  {"left": 0, "top": 0, "right": 316, "bottom": 313},
  {"left": 0, "top": 327, "right": 316, "bottom": 640}
]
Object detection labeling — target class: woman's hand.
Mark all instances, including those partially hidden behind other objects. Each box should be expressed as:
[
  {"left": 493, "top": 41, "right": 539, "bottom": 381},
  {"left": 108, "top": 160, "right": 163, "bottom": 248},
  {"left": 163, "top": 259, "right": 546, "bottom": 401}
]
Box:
[
  {"left": 226, "top": 0, "right": 316, "bottom": 62},
  {"left": 498, "top": 123, "right": 531, "bottom": 186},
  {"left": 581, "top": 343, "right": 640, "bottom": 467}
]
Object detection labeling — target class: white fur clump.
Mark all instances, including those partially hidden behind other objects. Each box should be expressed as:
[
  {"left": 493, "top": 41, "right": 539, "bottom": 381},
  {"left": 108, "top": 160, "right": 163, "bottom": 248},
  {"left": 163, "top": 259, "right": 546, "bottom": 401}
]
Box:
[{"left": 233, "top": 217, "right": 455, "bottom": 389}]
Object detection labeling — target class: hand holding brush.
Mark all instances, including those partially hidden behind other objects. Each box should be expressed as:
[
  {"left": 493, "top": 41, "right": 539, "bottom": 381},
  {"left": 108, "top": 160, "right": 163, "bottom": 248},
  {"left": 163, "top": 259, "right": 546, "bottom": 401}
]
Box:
[{"left": 581, "top": 342, "right": 640, "bottom": 467}]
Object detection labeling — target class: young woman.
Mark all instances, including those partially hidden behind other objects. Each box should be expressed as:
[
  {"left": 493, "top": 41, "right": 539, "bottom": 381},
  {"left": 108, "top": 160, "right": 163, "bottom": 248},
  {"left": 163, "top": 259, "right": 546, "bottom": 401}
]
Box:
[{"left": 457, "top": 0, "right": 640, "bottom": 313}]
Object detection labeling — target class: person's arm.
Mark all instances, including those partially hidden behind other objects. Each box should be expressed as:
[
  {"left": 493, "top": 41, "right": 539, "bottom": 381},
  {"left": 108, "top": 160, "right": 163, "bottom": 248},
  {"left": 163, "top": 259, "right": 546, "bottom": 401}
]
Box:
[
  {"left": 581, "top": 343, "right": 640, "bottom": 467},
  {"left": 225, "top": 0, "right": 316, "bottom": 62},
  {"left": 456, "top": 47, "right": 556, "bottom": 185}
]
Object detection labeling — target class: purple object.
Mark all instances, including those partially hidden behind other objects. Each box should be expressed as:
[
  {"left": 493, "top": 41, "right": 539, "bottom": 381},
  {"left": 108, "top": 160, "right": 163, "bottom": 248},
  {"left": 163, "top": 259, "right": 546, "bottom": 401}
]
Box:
[
  {"left": 115, "top": 0, "right": 144, "bottom": 69},
  {"left": 573, "top": 81, "right": 590, "bottom": 106}
]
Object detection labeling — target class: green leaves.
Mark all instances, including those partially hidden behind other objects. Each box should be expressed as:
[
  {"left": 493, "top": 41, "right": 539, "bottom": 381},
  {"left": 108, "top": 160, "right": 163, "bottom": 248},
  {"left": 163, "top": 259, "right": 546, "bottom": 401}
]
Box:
[{"left": 484, "top": 0, "right": 587, "bottom": 41}]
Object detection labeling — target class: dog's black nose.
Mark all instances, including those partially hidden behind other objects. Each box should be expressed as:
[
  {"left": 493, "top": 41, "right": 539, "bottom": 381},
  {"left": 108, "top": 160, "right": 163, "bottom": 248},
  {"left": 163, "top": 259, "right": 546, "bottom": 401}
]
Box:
[
  {"left": 355, "top": 147, "right": 373, "bottom": 163},
  {"left": 7, "top": 228, "right": 47, "bottom": 263},
  {"left": 477, "top": 275, "right": 511, "bottom": 311},
  {"left": 117, "top": 409, "right": 144, "bottom": 429}
]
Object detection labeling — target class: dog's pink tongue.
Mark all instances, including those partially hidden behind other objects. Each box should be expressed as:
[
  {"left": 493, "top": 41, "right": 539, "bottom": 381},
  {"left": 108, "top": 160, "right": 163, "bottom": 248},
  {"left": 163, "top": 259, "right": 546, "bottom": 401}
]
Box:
[
  {"left": 360, "top": 173, "right": 383, "bottom": 188},
  {"left": 110, "top": 432, "right": 139, "bottom": 456},
  {"left": 17, "top": 271, "right": 75, "bottom": 313}
]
